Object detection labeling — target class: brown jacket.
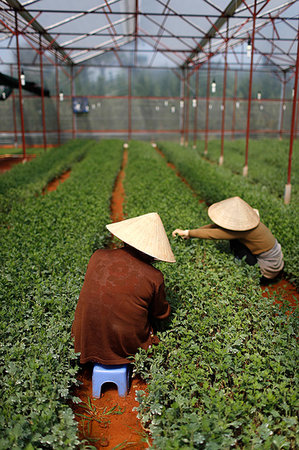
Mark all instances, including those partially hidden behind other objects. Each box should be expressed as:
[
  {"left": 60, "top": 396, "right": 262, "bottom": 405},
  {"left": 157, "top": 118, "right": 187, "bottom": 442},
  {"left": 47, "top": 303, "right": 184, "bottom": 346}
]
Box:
[
  {"left": 71, "top": 246, "right": 170, "bottom": 365},
  {"left": 189, "top": 222, "right": 275, "bottom": 255}
]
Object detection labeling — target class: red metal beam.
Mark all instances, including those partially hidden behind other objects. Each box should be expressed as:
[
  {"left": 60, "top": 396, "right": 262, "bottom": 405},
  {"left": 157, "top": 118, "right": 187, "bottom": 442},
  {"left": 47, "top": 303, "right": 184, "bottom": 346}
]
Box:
[
  {"left": 10, "top": 65, "right": 18, "bottom": 147},
  {"left": 44, "top": 0, "right": 121, "bottom": 31},
  {"left": 71, "top": 66, "right": 76, "bottom": 139},
  {"left": 220, "top": 19, "right": 229, "bottom": 165},
  {"left": 14, "top": 10, "right": 26, "bottom": 158},
  {"left": 148, "top": 0, "right": 171, "bottom": 67},
  {"left": 232, "top": 71, "right": 238, "bottom": 140},
  {"left": 143, "top": 12, "right": 194, "bottom": 55},
  {"left": 285, "top": 28, "right": 299, "bottom": 203},
  {"left": 193, "top": 68, "right": 199, "bottom": 148},
  {"left": 180, "top": 71, "right": 185, "bottom": 145},
  {"left": 128, "top": 67, "right": 132, "bottom": 141},
  {"left": 244, "top": 0, "right": 257, "bottom": 177},
  {"left": 138, "top": 30, "right": 184, "bottom": 66},
  {"left": 21, "top": 11, "right": 41, "bottom": 33},
  {"left": 134, "top": 0, "right": 139, "bottom": 67},
  {"left": 184, "top": 72, "right": 190, "bottom": 146},
  {"left": 39, "top": 34, "right": 47, "bottom": 150},
  {"left": 0, "top": 17, "right": 15, "bottom": 34},
  {"left": 279, "top": 72, "right": 287, "bottom": 140},
  {"left": 204, "top": 41, "right": 211, "bottom": 155},
  {"left": 102, "top": 5, "right": 123, "bottom": 67},
  {"left": 55, "top": 53, "right": 61, "bottom": 146}
]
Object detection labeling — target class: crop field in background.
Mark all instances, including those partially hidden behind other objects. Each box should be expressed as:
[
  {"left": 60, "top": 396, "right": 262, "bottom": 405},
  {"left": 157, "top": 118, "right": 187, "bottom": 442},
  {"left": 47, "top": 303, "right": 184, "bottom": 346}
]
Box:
[
  {"left": 197, "top": 138, "right": 298, "bottom": 203},
  {"left": 0, "top": 139, "right": 298, "bottom": 449}
]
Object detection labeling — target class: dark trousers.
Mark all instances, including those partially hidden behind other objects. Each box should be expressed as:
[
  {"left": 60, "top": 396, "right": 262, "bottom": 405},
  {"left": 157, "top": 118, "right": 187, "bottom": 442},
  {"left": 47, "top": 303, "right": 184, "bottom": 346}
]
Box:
[{"left": 229, "top": 240, "right": 257, "bottom": 266}]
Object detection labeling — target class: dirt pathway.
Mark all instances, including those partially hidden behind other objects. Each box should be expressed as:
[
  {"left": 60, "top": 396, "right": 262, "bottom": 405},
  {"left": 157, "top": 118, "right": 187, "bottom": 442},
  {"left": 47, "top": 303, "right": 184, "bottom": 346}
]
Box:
[
  {"left": 42, "top": 170, "right": 71, "bottom": 194},
  {"left": 0, "top": 154, "right": 36, "bottom": 173},
  {"left": 154, "top": 144, "right": 299, "bottom": 311}
]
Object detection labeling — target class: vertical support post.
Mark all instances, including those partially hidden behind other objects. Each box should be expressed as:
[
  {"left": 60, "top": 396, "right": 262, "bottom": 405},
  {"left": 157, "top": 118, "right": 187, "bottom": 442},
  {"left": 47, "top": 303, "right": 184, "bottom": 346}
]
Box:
[
  {"left": 243, "top": 0, "right": 257, "bottom": 176},
  {"left": 278, "top": 71, "right": 286, "bottom": 140},
  {"left": 179, "top": 70, "right": 185, "bottom": 145},
  {"left": 219, "top": 19, "right": 229, "bottom": 165},
  {"left": 232, "top": 70, "right": 238, "bottom": 140},
  {"left": 55, "top": 54, "right": 61, "bottom": 146},
  {"left": 15, "top": 11, "right": 26, "bottom": 159},
  {"left": 193, "top": 68, "right": 199, "bottom": 148},
  {"left": 39, "top": 34, "right": 47, "bottom": 151},
  {"left": 10, "top": 65, "right": 18, "bottom": 147},
  {"left": 128, "top": 67, "right": 132, "bottom": 141},
  {"left": 185, "top": 71, "right": 190, "bottom": 146},
  {"left": 284, "top": 32, "right": 299, "bottom": 204},
  {"left": 204, "top": 40, "right": 211, "bottom": 155},
  {"left": 71, "top": 65, "right": 76, "bottom": 139},
  {"left": 295, "top": 96, "right": 299, "bottom": 139}
]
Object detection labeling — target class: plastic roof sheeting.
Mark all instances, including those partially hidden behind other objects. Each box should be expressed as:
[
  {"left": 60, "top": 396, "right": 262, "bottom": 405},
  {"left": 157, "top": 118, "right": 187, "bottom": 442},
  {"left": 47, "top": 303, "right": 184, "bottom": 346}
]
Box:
[{"left": 0, "top": 0, "right": 298, "bottom": 72}]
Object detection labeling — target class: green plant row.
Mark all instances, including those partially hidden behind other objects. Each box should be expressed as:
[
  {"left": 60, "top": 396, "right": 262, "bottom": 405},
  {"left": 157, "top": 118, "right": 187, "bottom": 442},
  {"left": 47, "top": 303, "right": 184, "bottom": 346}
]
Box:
[
  {"left": 157, "top": 141, "right": 299, "bottom": 287},
  {"left": 124, "top": 141, "right": 298, "bottom": 449},
  {"left": 0, "top": 147, "right": 44, "bottom": 156},
  {"left": 0, "top": 139, "right": 91, "bottom": 219},
  {"left": 198, "top": 138, "right": 298, "bottom": 202},
  {"left": 0, "top": 140, "right": 124, "bottom": 449}
]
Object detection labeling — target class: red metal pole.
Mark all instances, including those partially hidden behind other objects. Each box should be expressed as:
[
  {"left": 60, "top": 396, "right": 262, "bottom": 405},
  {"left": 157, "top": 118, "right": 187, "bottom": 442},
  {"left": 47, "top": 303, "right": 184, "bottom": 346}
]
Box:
[
  {"left": 10, "top": 65, "right": 18, "bottom": 147},
  {"left": 39, "top": 34, "right": 47, "bottom": 150},
  {"left": 15, "top": 11, "right": 26, "bottom": 159},
  {"left": 193, "top": 68, "right": 199, "bottom": 148},
  {"left": 284, "top": 31, "right": 299, "bottom": 204},
  {"left": 185, "top": 72, "right": 190, "bottom": 146},
  {"left": 128, "top": 67, "right": 132, "bottom": 141},
  {"left": 71, "top": 65, "right": 76, "bottom": 139},
  {"left": 232, "top": 70, "right": 238, "bottom": 140},
  {"left": 180, "top": 70, "right": 185, "bottom": 145},
  {"left": 55, "top": 53, "right": 61, "bottom": 146},
  {"left": 220, "top": 20, "right": 229, "bottom": 165},
  {"left": 204, "top": 40, "right": 211, "bottom": 155},
  {"left": 295, "top": 96, "right": 299, "bottom": 140},
  {"left": 279, "top": 73, "right": 286, "bottom": 140},
  {"left": 243, "top": 0, "right": 257, "bottom": 177}
]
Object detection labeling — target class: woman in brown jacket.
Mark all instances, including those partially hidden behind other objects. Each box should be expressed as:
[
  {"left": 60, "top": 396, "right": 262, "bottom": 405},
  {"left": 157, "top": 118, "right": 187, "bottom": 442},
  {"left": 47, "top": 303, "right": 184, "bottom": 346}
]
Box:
[
  {"left": 72, "top": 212, "right": 175, "bottom": 365},
  {"left": 172, "top": 197, "right": 284, "bottom": 283}
]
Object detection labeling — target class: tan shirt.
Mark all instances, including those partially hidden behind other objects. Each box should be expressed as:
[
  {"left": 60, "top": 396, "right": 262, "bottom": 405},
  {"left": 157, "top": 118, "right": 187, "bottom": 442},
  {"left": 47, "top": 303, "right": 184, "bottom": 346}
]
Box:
[{"left": 189, "top": 222, "right": 276, "bottom": 255}]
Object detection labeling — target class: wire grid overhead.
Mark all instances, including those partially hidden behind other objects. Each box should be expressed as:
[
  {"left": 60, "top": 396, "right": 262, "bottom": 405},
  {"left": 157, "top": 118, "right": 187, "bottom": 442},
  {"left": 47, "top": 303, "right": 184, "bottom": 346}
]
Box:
[{"left": 0, "top": 0, "right": 298, "bottom": 72}]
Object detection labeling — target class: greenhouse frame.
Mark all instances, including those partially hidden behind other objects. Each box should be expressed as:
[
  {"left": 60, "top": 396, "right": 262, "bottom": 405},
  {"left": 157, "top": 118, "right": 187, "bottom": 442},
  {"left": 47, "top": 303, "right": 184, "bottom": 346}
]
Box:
[
  {"left": 0, "top": 0, "right": 298, "bottom": 203},
  {"left": 0, "top": 2, "right": 298, "bottom": 449}
]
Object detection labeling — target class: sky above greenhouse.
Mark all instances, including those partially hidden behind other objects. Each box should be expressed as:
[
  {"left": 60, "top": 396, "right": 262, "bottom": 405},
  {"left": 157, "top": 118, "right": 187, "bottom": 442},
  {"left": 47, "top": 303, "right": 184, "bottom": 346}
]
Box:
[{"left": 0, "top": 0, "right": 298, "bottom": 74}]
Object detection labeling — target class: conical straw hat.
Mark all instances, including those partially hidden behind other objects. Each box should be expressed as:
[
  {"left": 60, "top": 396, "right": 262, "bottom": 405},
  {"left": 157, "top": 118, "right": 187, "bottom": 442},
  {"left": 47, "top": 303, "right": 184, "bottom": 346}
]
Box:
[
  {"left": 106, "top": 212, "right": 176, "bottom": 263},
  {"left": 208, "top": 196, "right": 260, "bottom": 231}
]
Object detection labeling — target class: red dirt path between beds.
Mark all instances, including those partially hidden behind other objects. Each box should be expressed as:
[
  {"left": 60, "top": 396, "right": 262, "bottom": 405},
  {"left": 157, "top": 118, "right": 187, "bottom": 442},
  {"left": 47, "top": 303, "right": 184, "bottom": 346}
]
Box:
[
  {"left": 42, "top": 170, "right": 71, "bottom": 194},
  {"left": 0, "top": 154, "right": 36, "bottom": 173}
]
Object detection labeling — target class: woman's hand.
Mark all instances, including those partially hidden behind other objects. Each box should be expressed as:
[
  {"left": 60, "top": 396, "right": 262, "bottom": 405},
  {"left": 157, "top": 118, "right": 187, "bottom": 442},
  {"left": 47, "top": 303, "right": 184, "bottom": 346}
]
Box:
[{"left": 172, "top": 229, "right": 190, "bottom": 239}]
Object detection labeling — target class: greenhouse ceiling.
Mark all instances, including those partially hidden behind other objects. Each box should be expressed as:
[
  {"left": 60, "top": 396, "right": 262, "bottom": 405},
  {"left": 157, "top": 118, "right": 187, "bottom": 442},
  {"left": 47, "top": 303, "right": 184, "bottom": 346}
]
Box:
[{"left": 0, "top": 0, "right": 298, "bottom": 74}]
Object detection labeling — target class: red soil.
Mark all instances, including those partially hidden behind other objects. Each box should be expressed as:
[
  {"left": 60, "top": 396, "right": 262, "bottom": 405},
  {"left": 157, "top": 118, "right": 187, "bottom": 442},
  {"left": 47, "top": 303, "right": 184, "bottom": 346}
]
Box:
[
  {"left": 42, "top": 170, "right": 71, "bottom": 194},
  {"left": 110, "top": 148, "right": 128, "bottom": 223},
  {"left": 72, "top": 365, "right": 150, "bottom": 449},
  {"left": 0, "top": 154, "right": 36, "bottom": 173},
  {"left": 261, "top": 278, "right": 298, "bottom": 315},
  {"left": 155, "top": 146, "right": 204, "bottom": 202}
]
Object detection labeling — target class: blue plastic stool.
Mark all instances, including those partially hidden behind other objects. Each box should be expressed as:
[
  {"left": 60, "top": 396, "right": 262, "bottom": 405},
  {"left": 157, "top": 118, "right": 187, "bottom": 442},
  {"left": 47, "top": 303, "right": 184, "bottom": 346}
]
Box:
[{"left": 92, "top": 364, "right": 130, "bottom": 398}]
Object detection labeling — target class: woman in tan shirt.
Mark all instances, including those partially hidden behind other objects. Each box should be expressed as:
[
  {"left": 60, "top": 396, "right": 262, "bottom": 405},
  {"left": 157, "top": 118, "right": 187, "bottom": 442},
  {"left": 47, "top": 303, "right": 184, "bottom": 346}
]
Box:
[{"left": 172, "top": 197, "right": 284, "bottom": 283}]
